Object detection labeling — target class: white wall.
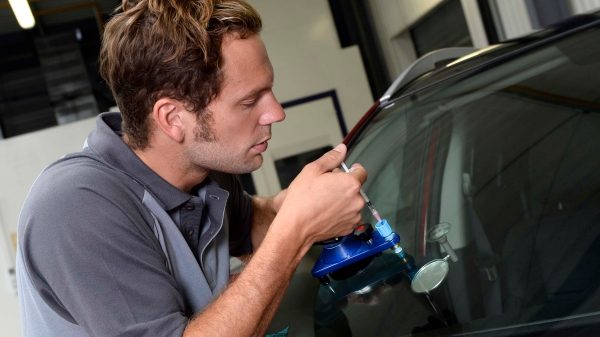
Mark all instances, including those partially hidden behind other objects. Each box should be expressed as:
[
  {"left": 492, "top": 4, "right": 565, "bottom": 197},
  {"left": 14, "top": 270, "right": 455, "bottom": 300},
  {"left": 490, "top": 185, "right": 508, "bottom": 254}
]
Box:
[
  {"left": 461, "top": 0, "right": 489, "bottom": 48},
  {"left": 494, "top": 0, "right": 534, "bottom": 40},
  {"left": 367, "top": 0, "right": 489, "bottom": 81},
  {"left": 368, "top": 0, "right": 443, "bottom": 79},
  {"left": 252, "top": 0, "right": 371, "bottom": 128},
  {"left": 250, "top": 0, "right": 373, "bottom": 195},
  {"left": 0, "top": 0, "right": 373, "bottom": 335},
  {"left": 571, "top": 0, "right": 600, "bottom": 13},
  {"left": 489, "top": 0, "right": 600, "bottom": 41}
]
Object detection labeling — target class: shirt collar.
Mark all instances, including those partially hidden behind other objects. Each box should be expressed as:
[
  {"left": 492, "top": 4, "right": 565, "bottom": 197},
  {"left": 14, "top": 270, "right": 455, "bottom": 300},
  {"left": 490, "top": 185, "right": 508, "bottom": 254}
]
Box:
[{"left": 84, "top": 112, "right": 192, "bottom": 211}]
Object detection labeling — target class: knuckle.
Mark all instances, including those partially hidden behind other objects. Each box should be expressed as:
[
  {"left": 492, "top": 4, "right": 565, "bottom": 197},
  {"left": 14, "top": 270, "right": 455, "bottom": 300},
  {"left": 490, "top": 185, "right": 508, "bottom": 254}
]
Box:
[
  {"left": 340, "top": 227, "right": 354, "bottom": 236},
  {"left": 357, "top": 198, "right": 365, "bottom": 210},
  {"left": 312, "top": 160, "right": 325, "bottom": 171},
  {"left": 303, "top": 161, "right": 319, "bottom": 174},
  {"left": 347, "top": 177, "right": 361, "bottom": 192},
  {"left": 350, "top": 163, "right": 367, "bottom": 177}
]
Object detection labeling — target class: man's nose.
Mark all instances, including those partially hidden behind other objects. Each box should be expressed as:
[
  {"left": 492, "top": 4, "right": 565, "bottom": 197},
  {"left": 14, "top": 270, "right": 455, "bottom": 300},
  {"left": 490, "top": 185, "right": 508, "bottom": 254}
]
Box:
[{"left": 259, "top": 94, "right": 286, "bottom": 125}]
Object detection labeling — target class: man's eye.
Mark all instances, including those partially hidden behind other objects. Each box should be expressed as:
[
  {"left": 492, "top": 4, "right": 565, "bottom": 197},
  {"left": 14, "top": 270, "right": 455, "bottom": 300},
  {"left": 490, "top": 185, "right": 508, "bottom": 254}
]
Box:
[{"left": 242, "top": 100, "right": 257, "bottom": 107}]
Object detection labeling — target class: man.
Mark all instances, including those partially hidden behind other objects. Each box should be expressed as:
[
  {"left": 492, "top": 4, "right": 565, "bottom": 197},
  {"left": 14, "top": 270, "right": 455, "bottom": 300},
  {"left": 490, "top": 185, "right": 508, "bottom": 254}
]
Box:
[{"left": 16, "top": 0, "right": 367, "bottom": 336}]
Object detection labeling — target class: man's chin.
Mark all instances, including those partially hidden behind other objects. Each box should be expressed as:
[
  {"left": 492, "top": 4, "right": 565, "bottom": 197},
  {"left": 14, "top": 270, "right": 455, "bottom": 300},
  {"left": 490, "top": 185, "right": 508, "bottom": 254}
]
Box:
[
  {"left": 221, "top": 155, "right": 263, "bottom": 175},
  {"left": 246, "top": 154, "right": 264, "bottom": 173}
]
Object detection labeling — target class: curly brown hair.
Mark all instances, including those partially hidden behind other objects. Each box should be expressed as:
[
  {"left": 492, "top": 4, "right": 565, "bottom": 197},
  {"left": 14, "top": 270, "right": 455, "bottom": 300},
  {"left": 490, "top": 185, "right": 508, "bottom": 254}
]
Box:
[{"left": 99, "top": 0, "right": 262, "bottom": 149}]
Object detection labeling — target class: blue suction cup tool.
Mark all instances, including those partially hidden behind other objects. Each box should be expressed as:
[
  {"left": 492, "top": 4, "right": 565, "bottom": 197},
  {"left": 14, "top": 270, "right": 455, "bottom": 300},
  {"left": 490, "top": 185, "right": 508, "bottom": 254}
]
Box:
[{"left": 312, "top": 222, "right": 400, "bottom": 282}]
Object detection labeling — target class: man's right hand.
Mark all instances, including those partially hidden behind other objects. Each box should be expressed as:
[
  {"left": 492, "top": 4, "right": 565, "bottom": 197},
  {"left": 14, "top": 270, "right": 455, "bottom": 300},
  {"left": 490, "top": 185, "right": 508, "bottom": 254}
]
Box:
[
  {"left": 184, "top": 144, "right": 367, "bottom": 337},
  {"left": 274, "top": 143, "right": 367, "bottom": 249}
]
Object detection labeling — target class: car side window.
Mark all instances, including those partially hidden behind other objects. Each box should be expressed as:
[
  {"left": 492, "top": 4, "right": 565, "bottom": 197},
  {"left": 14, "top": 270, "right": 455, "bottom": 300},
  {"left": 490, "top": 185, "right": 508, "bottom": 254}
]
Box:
[{"left": 337, "top": 26, "right": 600, "bottom": 336}]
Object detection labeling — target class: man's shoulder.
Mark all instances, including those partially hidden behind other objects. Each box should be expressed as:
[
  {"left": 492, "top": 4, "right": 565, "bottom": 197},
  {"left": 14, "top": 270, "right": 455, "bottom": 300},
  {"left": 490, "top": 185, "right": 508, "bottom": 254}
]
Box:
[
  {"left": 23, "top": 152, "right": 145, "bottom": 225},
  {"left": 19, "top": 151, "right": 154, "bottom": 253},
  {"left": 36, "top": 152, "right": 139, "bottom": 195}
]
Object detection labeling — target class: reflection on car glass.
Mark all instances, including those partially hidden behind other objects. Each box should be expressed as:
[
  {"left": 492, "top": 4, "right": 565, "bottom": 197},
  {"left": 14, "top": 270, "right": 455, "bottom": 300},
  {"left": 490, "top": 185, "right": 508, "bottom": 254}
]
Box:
[{"left": 337, "top": 22, "right": 600, "bottom": 337}]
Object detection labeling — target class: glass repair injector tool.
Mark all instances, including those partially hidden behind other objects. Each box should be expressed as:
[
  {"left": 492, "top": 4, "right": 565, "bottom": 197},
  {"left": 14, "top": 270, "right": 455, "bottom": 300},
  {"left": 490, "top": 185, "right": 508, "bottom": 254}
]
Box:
[{"left": 311, "top": 162, "right": 417, "bottom": 291}]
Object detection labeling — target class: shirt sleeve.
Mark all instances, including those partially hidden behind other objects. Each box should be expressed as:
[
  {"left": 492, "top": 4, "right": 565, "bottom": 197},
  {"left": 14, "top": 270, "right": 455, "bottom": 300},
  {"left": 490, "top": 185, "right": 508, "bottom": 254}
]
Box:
[
  {"left": 209, "top": 172, "right": 254, "bottom": 256},
  {"left": 19, "top": 162, "right": 189, "bottom": 337}
]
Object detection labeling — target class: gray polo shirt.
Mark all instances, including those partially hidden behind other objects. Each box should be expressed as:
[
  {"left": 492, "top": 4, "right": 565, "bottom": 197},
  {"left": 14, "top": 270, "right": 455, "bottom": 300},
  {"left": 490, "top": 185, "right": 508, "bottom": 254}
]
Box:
[{"left": 16, "top": 112, "right": 254, "bottom": 336}]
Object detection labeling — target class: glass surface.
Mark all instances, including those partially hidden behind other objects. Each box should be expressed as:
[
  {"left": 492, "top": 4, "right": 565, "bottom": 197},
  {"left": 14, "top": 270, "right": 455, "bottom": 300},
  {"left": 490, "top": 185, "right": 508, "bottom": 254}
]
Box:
[
  {"left": 315, "top": 26, "right": 600, "bottom": 336},
  {"left": 411, "top": 259, "right": 450, "bottom": 293},
  {"left": 410, "top": 0, "right": 472, "bottom": 56}
]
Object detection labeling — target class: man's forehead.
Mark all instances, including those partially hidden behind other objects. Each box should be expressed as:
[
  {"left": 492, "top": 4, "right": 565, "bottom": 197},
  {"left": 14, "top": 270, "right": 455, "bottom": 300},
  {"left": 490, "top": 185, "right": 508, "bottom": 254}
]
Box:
[
  {"left": 219, "top": 34, "right": 273, "bottom": 93},
  {"left": 221, "top": 34, "right": 268, "bottom": 69}
]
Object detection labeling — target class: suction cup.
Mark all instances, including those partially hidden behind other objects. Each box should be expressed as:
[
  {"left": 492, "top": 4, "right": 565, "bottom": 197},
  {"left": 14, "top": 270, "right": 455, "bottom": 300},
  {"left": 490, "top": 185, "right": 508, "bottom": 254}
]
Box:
[
  {"left": 427, "top": 222, "right": 451, "bottom": 242},
  {"left": 427, "top": 222, "right": 459, "bottom": 262},
  {"left": 410, "top": 259, "right": 449, "bottom": 293}
]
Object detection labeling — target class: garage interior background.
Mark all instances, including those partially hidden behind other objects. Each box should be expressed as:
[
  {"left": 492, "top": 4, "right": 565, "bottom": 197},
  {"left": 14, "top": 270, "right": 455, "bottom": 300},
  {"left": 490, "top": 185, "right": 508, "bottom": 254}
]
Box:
[{"left": 1, "top": 0, "right": 599, "bottom": 335}]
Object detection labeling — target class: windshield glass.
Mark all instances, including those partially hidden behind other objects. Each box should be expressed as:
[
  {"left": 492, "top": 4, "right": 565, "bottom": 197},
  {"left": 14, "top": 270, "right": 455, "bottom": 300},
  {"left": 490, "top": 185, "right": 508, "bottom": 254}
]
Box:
[{"left": 319, "top": 26, "right": 600, "bottom": 336}]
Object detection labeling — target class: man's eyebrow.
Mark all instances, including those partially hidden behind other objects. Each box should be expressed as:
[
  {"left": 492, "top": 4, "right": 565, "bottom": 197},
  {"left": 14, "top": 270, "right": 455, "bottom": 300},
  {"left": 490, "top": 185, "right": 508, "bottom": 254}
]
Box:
[
  {"left": 237, "top": 86, "right": 271, "bottom": 103},
  {"left": 237, "top": 89, "right": 261, "bottom": 101},
  {"left": 235, "top": 72, "right": 275, "bottom": 103}
]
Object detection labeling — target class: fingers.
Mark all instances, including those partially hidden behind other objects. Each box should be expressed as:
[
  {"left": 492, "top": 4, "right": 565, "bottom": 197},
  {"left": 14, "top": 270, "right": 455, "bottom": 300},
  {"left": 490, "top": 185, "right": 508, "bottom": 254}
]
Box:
[
  {"left": 277, "top": 143, "right": 371, "bottom": 245},
  {"left": 346, "top": 163, "right": 367, "bottom": 186},
  {"left": 310, "top": 143, "right": 347, "bottom": 174},
  {"left": 307, "top": 144, "right": 367, "bottom": 193}
]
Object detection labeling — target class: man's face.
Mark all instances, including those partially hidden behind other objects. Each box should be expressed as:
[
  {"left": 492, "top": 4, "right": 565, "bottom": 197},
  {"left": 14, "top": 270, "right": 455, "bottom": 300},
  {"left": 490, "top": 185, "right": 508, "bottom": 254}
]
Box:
[{"left": 184, "top": 34, "right": 285, "bottom": 174}]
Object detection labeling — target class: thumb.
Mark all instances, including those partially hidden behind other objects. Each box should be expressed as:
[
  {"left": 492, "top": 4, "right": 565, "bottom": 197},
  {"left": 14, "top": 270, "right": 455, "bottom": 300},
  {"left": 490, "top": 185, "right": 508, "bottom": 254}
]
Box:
[{"left": 312, "top": 143, "right": 347, "bottom": 174}]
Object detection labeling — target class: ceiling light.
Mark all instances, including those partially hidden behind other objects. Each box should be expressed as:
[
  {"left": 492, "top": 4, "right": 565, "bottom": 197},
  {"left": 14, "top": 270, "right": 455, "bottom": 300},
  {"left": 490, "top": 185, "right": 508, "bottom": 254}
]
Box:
[{"left": 8, "top": 0, "right": 36, "bottom": 29}]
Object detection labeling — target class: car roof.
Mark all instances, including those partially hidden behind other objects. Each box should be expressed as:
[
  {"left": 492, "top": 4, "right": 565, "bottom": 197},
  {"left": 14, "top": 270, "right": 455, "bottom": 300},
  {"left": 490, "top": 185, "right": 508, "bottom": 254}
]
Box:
[
  {"left": 344, "top": 10, "right": 600, "bottom": 148},
  {"left": 383, "top": 11, "right": 600, "bottom": 104}
]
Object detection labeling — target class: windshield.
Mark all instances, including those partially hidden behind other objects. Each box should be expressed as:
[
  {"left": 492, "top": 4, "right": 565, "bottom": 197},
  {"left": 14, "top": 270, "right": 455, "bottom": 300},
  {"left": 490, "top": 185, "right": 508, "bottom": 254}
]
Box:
[{"left": 319, "top": 26, "right": 600, "bottom": 336}]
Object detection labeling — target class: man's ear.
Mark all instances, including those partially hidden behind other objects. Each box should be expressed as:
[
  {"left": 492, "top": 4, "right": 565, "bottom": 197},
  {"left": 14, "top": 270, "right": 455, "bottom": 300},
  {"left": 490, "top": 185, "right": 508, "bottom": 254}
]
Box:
[{"left": 151, "top": 98, "right": 186, "bottom": 143}]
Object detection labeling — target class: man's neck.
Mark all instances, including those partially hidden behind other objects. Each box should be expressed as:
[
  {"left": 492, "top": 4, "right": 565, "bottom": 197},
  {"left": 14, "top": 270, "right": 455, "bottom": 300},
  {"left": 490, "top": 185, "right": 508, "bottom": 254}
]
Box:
[{"left": 124, "top": 134, "right": 208, "bottom": 193}]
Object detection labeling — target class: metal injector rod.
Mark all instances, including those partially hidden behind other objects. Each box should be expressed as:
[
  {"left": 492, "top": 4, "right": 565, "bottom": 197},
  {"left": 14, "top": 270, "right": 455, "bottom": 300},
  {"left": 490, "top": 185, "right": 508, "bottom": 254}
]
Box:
[
  {"left": 340, "top": 162, "right": 416, "bottom": 278},
  {"left": 340, "top": 162, "right": 382, "bottom": 222}
]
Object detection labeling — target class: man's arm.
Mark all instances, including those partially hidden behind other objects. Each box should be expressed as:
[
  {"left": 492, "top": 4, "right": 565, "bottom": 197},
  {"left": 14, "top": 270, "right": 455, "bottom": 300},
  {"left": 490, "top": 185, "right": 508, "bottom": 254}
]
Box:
[
  {"left": 249, "top": 189, "right": 286, "bottom": 250},
  {"left": 232, "top": 191, "right": 285, "bottom": 267},
  {"left": 184, "top": 144, "right": 366, "bottom": 337}
]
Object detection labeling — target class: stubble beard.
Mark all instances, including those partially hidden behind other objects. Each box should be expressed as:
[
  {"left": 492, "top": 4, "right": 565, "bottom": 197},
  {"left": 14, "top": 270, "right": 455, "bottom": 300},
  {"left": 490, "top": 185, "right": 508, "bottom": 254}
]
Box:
[
  {"left": 194, "top": 110, "right": 216, "bottom": 143},
  {"left": 191, "top": 113, "right": 262, "bottom": 174}
]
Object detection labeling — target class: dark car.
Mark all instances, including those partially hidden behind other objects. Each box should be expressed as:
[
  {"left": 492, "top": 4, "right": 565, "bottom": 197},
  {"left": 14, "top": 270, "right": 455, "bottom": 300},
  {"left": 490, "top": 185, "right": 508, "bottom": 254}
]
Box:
[{"left": 267, "top": 11, "right": 600, "bottom": 337}]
